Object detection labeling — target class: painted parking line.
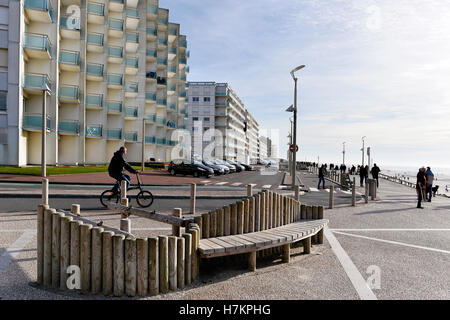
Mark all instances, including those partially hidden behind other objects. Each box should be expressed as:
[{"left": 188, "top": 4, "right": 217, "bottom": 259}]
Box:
[
  {"left": 262, "top": 185, "right": 272, "bottom": 189},
  {"left": 332, "top": 231, "right": 450, "bottom": 255},
  {"left": 0, "top": 230, "right": 36, "bottom": 274},
  {"left": 324, "top": 226, "right": 377, "bottom": 300}
]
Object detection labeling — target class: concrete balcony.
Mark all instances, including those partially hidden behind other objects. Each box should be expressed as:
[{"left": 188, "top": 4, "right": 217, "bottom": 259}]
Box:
[
  {"left": 157, "top": 17, "right": 168, "bottom": 30},
  {"left": 167, "top": 103, "right": 177, "bottom": 112},
  {"left": 125, "top": 9, "right": 139, "bottom": 31},
  {"left": 126, "top": 0, "right": 139, "bottom": 9},
  {"left": 125, "top": 82, "right": 138, "bottom": 98},
  {"left": 147, "top": 5, "right": 158, "bottom": 19},
  {"left": 107, "top": 128, "right": 122, "bottom": 140},
  {"left": 24, "top": 0, "right": 53, "bottom": 23},
  {"left": 146, "top": 71, "right": 157, "bottom": 82},
  {"left": 107, "top": 46, "right": 123, "bottom": 64},
  {"left": 168, "top": 47, "right": 177, "bottom": 61},
  {"left": 86, "top": 94, "right": 103, "bottom": 110},
  {"left": 145, "top": 136, "right": 156, "bottom": 144},
  {"left": 167, "top": 85, "right": 176, "bottom": 95},
  {"left": 155, "top": 117, "right": 166, "bottom": 127},
  {"left": 108, "top": 19, "right": 124, "bottom": 38},
  {"left": 179, "top": 74, "right": 187, "bottom": 81},
  {"left": 87, "top": 2, "right": 105, "bottom": 24},
  {"left": 23, "top": 33, "right": 52, "bottom": 60},
  {"left": 168, "top": 65, "right": 177, "bottom": 78},
  {"left": 157, "top": 58, "right": 167, "bottom": 70},
  {"left": 58, "top": 120, "right": 80, "bottom": 135},
  {"left": 185, "top": 66, "right": 190, "bottom": 74},
  {"left": 59, "top": 50, "right": 80, "bottom": 72},
  {"left": 146, "top": 27, "right": 157, "bottom": 41},
  {"left": 125, "top": 107, "right": 138, "bottom": 119},
  {"left": 157, "top": 38, "right": 168, "bottom": 47},
  {"left": 87, "top": 33, "right": 104, "bottom": 52},
  {"left": 156, "top": 99, "right": 167, "bottom": 109},
  {"left": 86, "top": 63, "right": 104, "bottom": 81},
  {"left": 168, "top": 27, "right": 177, "bottom": 43},
  {"left": 107, "top": 74, "right": 123, "bottom": 89},
  {"left": 156, "top": 137, "right": 166, "bottom": 146},
  {"left": 179, "top": 58, "right": 187, "bottom": 67},
  {"left": 145, "top": 93, "right": 156, "bottom": 104},
  {"left": 58, "top": 85, "right": 80, "bottom": 103},
  {"left": 125, "top": 33, "right": 139, "bottom": 53},
  {"left": 109, "top": 0, "right": 124, "bottom": 12},
  {"left": 125, "top": 58, "right": 138, "bottom": 75},
  {"left": 60, "top": 16, "right": 81, "bottom": 40},
  {"left": 146, "top": 49, "right": 157, "bottom": 62},
  {"left": 156, "top": 77, "right": 167, "bottom": 88},
  {"left": 124, "top": 131, "right": 138, "bottom": 142},
  {"left": 145, "top": 114, "right": 156, "bottom": 122},
  {"left": 86, "top": 125, "right": 103, "bottom": 138},
  {"left": 23, "top": 73, "right": 51, "bottom": 95},
  {"left": 179, "top": 40, "right": 187, "bottom": 48},
  {"left": 107, "top": 101, "right": 123, "bottom": 114},
  {"left": 22, "top": 113, "right": 52, "bottom": 132}
]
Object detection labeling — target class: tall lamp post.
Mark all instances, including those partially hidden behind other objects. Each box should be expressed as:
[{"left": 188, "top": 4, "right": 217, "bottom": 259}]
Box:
[
  {"left": 287, "top": 65, "right": 305, "bottom": 189},
  {"left": 342, "top": 142, "right": 346, "bottom": 165},
  {"left": 361, "top": 136, "right": 366, "bottom": 166}
]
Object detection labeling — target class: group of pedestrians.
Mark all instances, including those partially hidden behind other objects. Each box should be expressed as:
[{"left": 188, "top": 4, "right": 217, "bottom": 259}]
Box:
[
  {"left": 358, "top": 164, "right": 381, "bottom": 188},
  {"left": 416, "top": 167, "right": 435, "bottom": 209},
  {"left": 316, "top": 162, "right": 381, "bottom": 190}
]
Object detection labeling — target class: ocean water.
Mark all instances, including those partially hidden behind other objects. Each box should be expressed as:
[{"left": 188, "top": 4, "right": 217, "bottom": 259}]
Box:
[{"left": 381, "top": 166, "right": 450, "bottom": 196}]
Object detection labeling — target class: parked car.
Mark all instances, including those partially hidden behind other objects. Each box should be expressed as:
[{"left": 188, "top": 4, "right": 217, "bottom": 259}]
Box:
[
  {"left": 202, "top": 160, "right": 225, "bottom": 175},
  {"left": 238, "top": 162, "right": 253, "bottom": 171},
  {"left": 226, "top": 160, "right": 245, "bottom": 172},
  {"left": 205, "top": 160, "right": 230, "bottom": 174},
  {"left": 215, "top": 159, "right": 236, "bottom": 173},
  {"left": 168, "top": 159, "right": 214, "bottom": 178}
]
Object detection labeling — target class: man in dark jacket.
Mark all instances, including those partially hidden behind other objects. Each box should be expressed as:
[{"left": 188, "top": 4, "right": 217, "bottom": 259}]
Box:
[
  {"left": 108, "top": 146, "right": 137, "bottom": 191},
  {"left": 371, "top": 164, "right": 381, "bottom": 188},
  {"left": 359, "top": 165, "right": 367, "bottom": 187},
  {"left": 416, "top": 167, "right": 426, "bottom": 209},
  {"left": 317, "top": 164, "right": 327, "bottom": 189}
]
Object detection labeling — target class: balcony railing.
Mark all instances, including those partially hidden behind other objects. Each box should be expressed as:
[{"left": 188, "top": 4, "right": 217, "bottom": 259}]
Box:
[
  {"left": 108, "top": 19, "right": 124, "bottom": 30},
  {"left": 146, "top": 93, "right": 156, "bottom": 101},
  {"left": 86, "top": 125, "right": 103, "bottom": 138},
  {"left": 146, "top": 49, "right": 157, "bottom": 57},
  {"left": 107, "top": 74, "right": 123, "bottom": 86},
  {"left": 87, "top": 33, "right": 104, "bottom": 46},
  {"left": 86, "top": 64, "right": 104, "bottom": 77},
  {"left": 146, "top": 71, "right": 157, "bottom": 79},
  {"left": 59, "top": 86, "right": 79, "bottom": 101},
  {"left": 156, "top": 77, "right": 167, "bottom": 85},
  {"left": 108, "top": 46, "right": 123, "bottom": 58},
  {"left": 147, "top": 6, "right": 158, "bottom": 14},
  {"left": 179, "top": 58, "right": 187, "bottom": 64},
  {"left": 168, "top": 85, "right": 176, "bottom": 91},
  {"left": 86, "top": 94, "right": 103, "bottom": 108},
  {"left": 145, "top": 136, "right": 156, "bottom": 144},
  {"left": 157, "top": 38, "right": 168, "bottom": 46},
  {"left": 156, "top": 99, "right": 166, "bottom": 105},
  {"left": 60, "top": 16, "right": 80, "bottom": 30},
  {"left": 186, "top": 51, "right": 190, "bottom": 58},
  {"left": 87, "top": 2, "right": 104, "bottom": 15},
  {"left": 185, "top": 66, "right": 190, "bottom": 73},
  {"left": 59, "top": 50, "right": 79, "bottom": 65},
  {"left": 24, "top": 0, "right": 53, "bottom": 20},
  {"left": 168, "top": 104, "right": 176, "bottom": 110},
  {"left": 59, "top": 120, "right": 79, "bottom": 134},
  {"left": 156, "top": 138, "right": 166, "bottom": 145},
  {"left": 179, "top": 40, "right": 187, "bottom": 48},
  {"left": 107, "top": 101, "right": 122, "bottom": 113},
  {"left": 179, "top": 109, "right": 186, "bottom": 115},
  {"left": 157, "top": 58, "right": 167, "bottom": 65},
  {"left": 168, "top": 66, "right": 176, "bottom": 73},
  {"left": 179, "top": 92, "right": 187, "bottom": 97},
  {"left": 146, "top": 114, "right": 156, "bottom": 122},
  {"left": 125, "top": 58, "right": 138, "bottom": 68},
  {"left": 125, "top": 107, "right": 138, "bottom": 118},
  {"left": 157, "top": 17, "right": 168, "bottom": 25},
  {"left": 24, "top": 33, "right": 52, "bottom": 54},
  {"left": 126, "top": 9, "right": 139, "bottom": 18},
  {"left": 125, "top": 132, "right": 138, "bottom": 142},
  {"left": 23, "top": 113, "right": 52, "bottom": 131},
  {"left": 179, "top": 75, "right": 187, "bottom": 81},
  {"left": 168, "top": 47, "right": 177, "bottom": 55},
  {"left": 166, "top": 140, "right": 176, "bottom": 146},
  {"left": 126, "top": 33, "right": 139, "bottom": 43},
  {"left": 24, "top": 73, "right": 51, "bottom": 91},
  {"left": 168, "top": 29, "right": 177, "bottom": 36},
  {"left": 107, "top": 129, "right": 122, "bottom": 140},
  {"left": 125, "top": 82, "right": 138, "bottom": 93},
  {"left": 155, "top": 117, "right": 166, "bottom": 125}
]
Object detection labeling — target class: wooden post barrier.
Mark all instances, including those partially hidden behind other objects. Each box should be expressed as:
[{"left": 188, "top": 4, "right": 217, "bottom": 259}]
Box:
[
  {"left": 249, "top": 196, "right": 255, "bottom": 233},
  {"left": 301, "top": 204, "right": 306, "bottom": 220},
  {"left": 312, "top": 206, "right": 319, "bottom": 244},
  {"left": 80, "top": 224, "right": 92, "bottom": 294},
  {"left": 113, "top": 234, "right": 125, "bottom": 296},
  {"left": 125, "top": 237, "right": 137, "bottom": 297},
  {"left": 230, "top": 203, "right": 238, "bottom": 235},
  {"left": 168, "top": 236, "right": 177, "bottom": 291},
  {"left": 352, "top": 178, "right": 356, "bottom": 207},
  {"left": 158, "top": 235, "right": 169, "bottom": 294},
  {"left": 91, "top": 227, "right": 104, "bottom": 295},
  {"left": 51, "top": 211, "right": 63, "bottom": 288},
  {"left": 42, "top": 178, "right": 49, "bottom": 206},
  {"left": 210, "top": 211, "right": 217, "bottom": 238},
  {"left": 329, "top": 185, "right": 334, "bottom": 209},
  {"left": 217, "top": 208, "right": 224, "bottom": 237},
  {"left": 182, "top": 233, "right": 192, "bottom": 286},
  {"left": 172, "top": 208, "right": 182, "bottom": 237},
  {"left": 37, "top": 204, "right": 49, "bottom": 284},
  {"left": 318, "top": 206, "right": 324, "bottom": 244},
  {"left": 59, "top": 214, "right": 72, "bottom": 290},
  {"left": 177, "top": 237, "right": 185, "bottom": 289},
  {"left": 282, "top": 244, "right": 290, "bottom": 263},
  {"left": 303, "top": 237, "right": 311, "bottom": 254},
  {"left": 194, "top": 216, "right": 202, "bottom": 239},
  {"left": 71, "top": 204, "right": 80, "bottom": 217},
  {"left": 43, "top": 208, "right": 55, "bottom": 286},
  {"left": 295, "top": 185, "right": 300, "bottom": 201},
  {"left": 237, "top": 201, "right": 244, "bottom": 234},
  {"left": 243, "top": 199, "right": 249, "bottom": 234},
  {"left": 247, "top": 184, "right": 253, "bottom": 197},
  {"left": 248, "top": 251, "right": 256, "bottom": 272},
  {"left": 69, "top": 220, "right": 82, "bottom": 286},
  {"left": 224, "top": 205, "right": 231, "bottom": 236},
  {"left": 254, "top": 193, "right": 260, "bottom": 231},
  {"left": 365, "top": 182, "right": 369, "bottom": 204},
  {"left": 136, "top": 238, "right": 148, "bottom": 296},
  {"left": 190, "top": 183, "right": 196, "bottom": 215},
  {"left": 201, "top": 213, "right": 210, "bottom": 239},
  {"left": 148, "top": 237, "right": 159, "bottom": 295},
  {"left": 260, "top": 192, "right": 266, "bottom": 231},
  {"left": 190, "top": 227, "right": 199, "bottom": 282},
  {"left": 272, "top": 192, "right": 276, "bottom": 227},
  {"left": 102, "top": 231, "right": 114, "bottom": 296},
  {"left": 306, "top": 206, "right": 312, "bottom": 220}
]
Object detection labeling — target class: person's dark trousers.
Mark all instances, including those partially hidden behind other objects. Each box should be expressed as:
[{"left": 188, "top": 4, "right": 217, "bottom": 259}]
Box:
[
  {"left": 375, "top": 176, "right": 379, "bottom": 188},
  {"left": 417, "top": 187, "right": 423, "bottom": 208},
  {"left": 109, "top": 172, "right": 131, "bottom": 191},
  {"left": 318, "top": 177, "right": 326, "bottom": 189},
  {"left": 360, "top": 176, "right": 364, "bottom": 187},
  {"left": 426, "top": 185, "right": 433, "bottom": 201}
]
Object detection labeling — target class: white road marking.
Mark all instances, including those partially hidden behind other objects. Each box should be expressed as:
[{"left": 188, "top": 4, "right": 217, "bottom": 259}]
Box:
[
  {"left": 0, "top": 230, "right": 36, "bottom": 274},
  {"left": 341, "top": 191, "right": 352, "bottom": 194},
  {"left": 278, "top": 186, "right": 288, "bottom": 189},
  {"left": 215, "top": 182, "right": 228, "bottom": 186},
  {"left": 309, "top": 187, "right": 319, "bottom": 192},
  {"left": 262, "top": 185, "right": 272, "bottom": 189},
  {"left": 249, "top": 184, "right": 257, "bottom": 187},
  {"left": 231, "top": 183, "right": 243, "bottom": 186},
  {"left": 324, "top": 226, "right": 377, "bottom": 300},
  {"left": 332, "top": 231, "right": 450, "bottom": 255}
]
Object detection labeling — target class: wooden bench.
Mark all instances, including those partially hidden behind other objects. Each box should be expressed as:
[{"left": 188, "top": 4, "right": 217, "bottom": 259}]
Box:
[{"left": 198, "top": 219, "right": 328, "bottom": 271}]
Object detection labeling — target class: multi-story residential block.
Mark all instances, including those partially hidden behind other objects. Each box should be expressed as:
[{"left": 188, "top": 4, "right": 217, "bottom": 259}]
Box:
[
  {"left": 245, "top": 110, "right": 259, "bottom": 163},
  {"left": 258, "top": 136, "right": 268, "bottom": 160},
  {"left": 0, "top": 0, "right": 189, "bottom": 166},
  {"left": 186, "top": 81, "right": 259, "bottom": 163}
]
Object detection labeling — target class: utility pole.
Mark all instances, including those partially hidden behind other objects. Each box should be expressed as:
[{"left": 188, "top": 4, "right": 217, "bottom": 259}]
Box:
[
  {"left": 361, "top": 136, "right": 366, "bottom": 166},
  {"left": 342, "top": 142, "right": 346, "bottom": 165},
  {"left": 41, "top": 90, "right": 47, "bottom": 178}
]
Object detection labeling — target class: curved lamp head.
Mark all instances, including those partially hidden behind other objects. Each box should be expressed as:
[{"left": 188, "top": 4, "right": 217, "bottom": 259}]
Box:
[
  {"left": 291, "top": 65, "right": 306, "bottom": 79},
  {"left": 285, "top": 105, "right": 294, "bottom": 112}
]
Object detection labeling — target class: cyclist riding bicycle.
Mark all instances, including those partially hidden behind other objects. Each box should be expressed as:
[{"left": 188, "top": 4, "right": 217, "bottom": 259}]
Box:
[{"left": 108, "top": 146, "right": 138, "bottom": 193}]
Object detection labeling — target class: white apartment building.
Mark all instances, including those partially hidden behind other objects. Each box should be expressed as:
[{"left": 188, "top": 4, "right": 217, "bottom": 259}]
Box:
[
  {"left": 186, "top": 82, "right": 258, "bottom": 163},
  {"left": 258, "top": 136, "right": 268, "bottom": 160},
  {"left": 0, "top": 0, "right": 189, "bottom": 166},
  {"left": 245, "top": 110, "right": 259, "bottom": 163}
]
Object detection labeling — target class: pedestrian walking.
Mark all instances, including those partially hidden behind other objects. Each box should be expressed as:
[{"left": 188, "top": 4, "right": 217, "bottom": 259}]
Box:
[
  {"left": 318, "top": 164, "right": 327, "bottom": 189},
  {"left": 359, "top": 165, "right": 367, "bottom": 187},
  {"left": 416, "top": 167, "right": 426, "bottom": 209},
  {"left": 364, "top": 165, "right": 369, "bottom": 185},
  {"left": 425, "top": 167, "right": 434, "bottom": 202},
  {"left": 371, "top": 163, "right": 381, "bottom": 188}
]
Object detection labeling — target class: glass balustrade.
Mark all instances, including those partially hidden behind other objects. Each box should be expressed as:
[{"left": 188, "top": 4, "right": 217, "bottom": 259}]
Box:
[
  {"left": 107, "top": 101, "right": 122, "bottom": 113},
  {"left": 59, "top": 121, "right": 79, "bottom": 134},
  {"left": 86, "top": 94, "right": 103, "bottom": 108},
  {"left": 59, "top": 50, "right": 79, "bottom": 65}
]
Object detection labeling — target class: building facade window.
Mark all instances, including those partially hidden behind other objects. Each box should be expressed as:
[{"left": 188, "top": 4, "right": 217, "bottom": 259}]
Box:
[
  {"left": 0, "top": 91, "right": 6, "bottom": 111},
  {"left": 192, "top": 97, "right": 199, "bottom": 102},
  {"left": 204, "top": 97, "right": 210, "bottom": 102}
]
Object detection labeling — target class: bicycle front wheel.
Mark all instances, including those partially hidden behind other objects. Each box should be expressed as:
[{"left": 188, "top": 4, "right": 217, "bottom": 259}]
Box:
[
  {"left": 100, "top": 190, "right": 119, "bottom": 208},
  {"left": 136, "top": 190, "right": 154, "bottom": 208}
]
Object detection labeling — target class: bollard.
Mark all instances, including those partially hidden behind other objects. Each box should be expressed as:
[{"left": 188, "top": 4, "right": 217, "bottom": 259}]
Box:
[
  {"left": 190, "top": 228, "right": 199, "bottom": 282},
  {"left": 124, "top": 237, "right": 137, "bottom": 297},
  {"left": 60, "top": 215, "right": 72, "bottom": 290},
  {"left": 352, "top": 178, "right": 356, "bottom": 207},
  {"left": 102, "top": 231, "right": 114, "bottom": 296},
  {"left": 172, "top": 208, "right": 182, "bottom": 237},
  {"left": 136, "top": 238, "right": 148, "bottom": 296},
  {"left": 120, "top": 218, "right": 131, "bottom": 233},
  {"left": 182, "top": 233, "right": 192, "bottom": 286},
  {"left": 201, "top": 213, "right": 210, "bottom": 239},
  {"left": 148, "top": 237, "right": 159, "bottom": 295},
  {"left": 295, "top": 185, "right": 300, "bottom": 201},
  {"left": 365, "top": 182, "right": 369, "bottom": 203},
  {"left": 168, "top": 236, "right": 178, "bottom": 291},
  {"left": 121, "top": 180, "right": 127, "bottom": 204},
  {"left": 303, "top": 237, "right": 311, "bottom": 254},
  {"left": 113, "top": 234, "right": 125, "bottom": 296},
  {"left": 158, "top": 235, "right": 169, "bottom": 294},
  {"left": 318, "top": 206, "right": 324, "bottom": 244},
  {"left": 71, "top": 204, "right": 80, "bottom": 217},
  {"left": 43, "top": 208, "right": 55, "bottom": 287},
  {"left": 247, "top": 184, "right": 253, "bottom": 197},
  {"left": 329, "top": 185, "right": 334, "bottom": 209},
  {"left": 177, "top": 237, "right": 185, "bottom": 289},
  {"left": 42, "top": 178, "right": 49, "bottom": 206},
  {"left": 217, "top": 208, "right": 224, "bottom": 237},
  {"left": 91, "top": 227, "right": 104, "bottom": 295},
  {"left": 37, "top": 204, "right": 49, "bottom": 284},
  {"left": 51, "top": 212, "right": 63, "bottom": 288},
  {"left": 190, "top": 183, "right": 196, "bottom": 215}
]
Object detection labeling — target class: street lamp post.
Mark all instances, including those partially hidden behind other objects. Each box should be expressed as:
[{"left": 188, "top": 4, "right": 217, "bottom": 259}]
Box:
[
  {"left": 41, "top": 89, "right": 47, "bottom": 178},
  {"left": 288, "top": 65, "right": 305, "bottom": 189},
  {"left": 342, "top": 142, "right": 346, "bottom": 165},
  {"left": 142, "top": 118, "right": 146, "bottom": 171},
  {"left": 361, "top": 136, "right": 366, "bottom": 166}
]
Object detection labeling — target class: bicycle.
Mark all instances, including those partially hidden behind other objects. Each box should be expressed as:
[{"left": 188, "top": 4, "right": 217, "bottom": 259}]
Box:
[{"left": 100, "top": 172, "right": 154, "bottom": 208}]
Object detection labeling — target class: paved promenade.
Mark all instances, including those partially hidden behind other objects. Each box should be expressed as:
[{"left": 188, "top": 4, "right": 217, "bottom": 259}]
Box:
[{"left": 0, "top": 177, "right": 448, "bottom": 300}]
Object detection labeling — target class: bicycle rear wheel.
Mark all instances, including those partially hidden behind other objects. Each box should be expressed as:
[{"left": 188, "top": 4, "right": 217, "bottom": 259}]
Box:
[
  {"left": 136, "top": 190, "right": 154, "bottom": 208},
  {"left": 100, "top": 190, "right": 119, "bottom": 208}
]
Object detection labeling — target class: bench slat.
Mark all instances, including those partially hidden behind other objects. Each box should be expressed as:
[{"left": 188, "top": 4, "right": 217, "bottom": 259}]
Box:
[
  {"left": 198, "top": 239, "right": 226, "bottom": 255},
  {"left": 207, "top": 237, "right": 237, "bottom": 252}
]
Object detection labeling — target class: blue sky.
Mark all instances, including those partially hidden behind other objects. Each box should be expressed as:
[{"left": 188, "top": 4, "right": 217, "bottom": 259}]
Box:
[{"left": 162, "top": 0, "right": 450, "bottom": 168}]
